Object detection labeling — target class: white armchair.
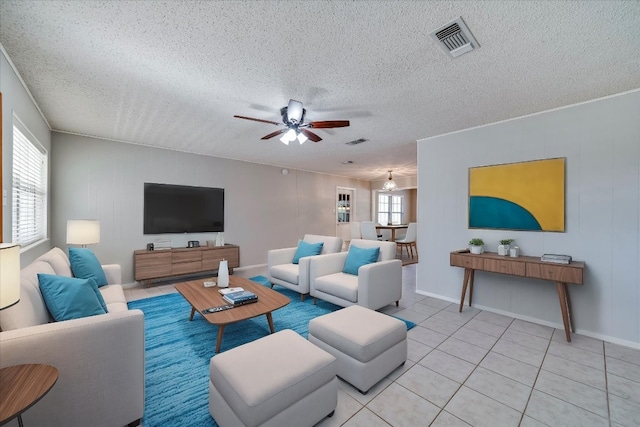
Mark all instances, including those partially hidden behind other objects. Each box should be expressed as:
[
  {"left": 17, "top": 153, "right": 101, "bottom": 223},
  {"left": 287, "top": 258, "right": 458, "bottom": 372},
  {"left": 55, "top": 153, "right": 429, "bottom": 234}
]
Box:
[
  {"left": 309, "top": 239, "right": 402, "bottom": 310},
  {"left": 267, "top": 234, "right": 343, "bottom": 301}
]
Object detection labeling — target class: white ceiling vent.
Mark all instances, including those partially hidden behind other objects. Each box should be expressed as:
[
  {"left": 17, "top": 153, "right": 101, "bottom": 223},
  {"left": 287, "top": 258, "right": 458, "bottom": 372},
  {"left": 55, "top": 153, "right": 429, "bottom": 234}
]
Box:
[
  {"left": 345, "top": 138, "right": 368, "bottom": 146},
  {"left": 430, "top": 17, "right": 479, "bottom": 58}
]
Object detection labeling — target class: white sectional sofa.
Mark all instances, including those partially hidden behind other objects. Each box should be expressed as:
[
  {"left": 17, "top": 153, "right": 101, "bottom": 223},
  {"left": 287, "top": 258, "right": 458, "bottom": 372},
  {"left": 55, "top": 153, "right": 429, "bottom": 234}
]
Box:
[{"left": 0, "top": 247, "right": 144, "bottom": 427}]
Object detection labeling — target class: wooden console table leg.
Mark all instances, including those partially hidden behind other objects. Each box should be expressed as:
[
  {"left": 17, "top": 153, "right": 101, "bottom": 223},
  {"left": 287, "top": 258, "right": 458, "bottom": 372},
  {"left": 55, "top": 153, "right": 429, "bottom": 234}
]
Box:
[
  {"left": 215, "top": 325, "right": 225, "bottom": 353},
  {"left": 266, "top": 312, "right": 275, "bottom": 334},
  {"left": 189, "top": 307, "right": 196, "bottom": 321},
  {"left": 563, "top": 283, "right": 575, "bottom": 333},
  {"left": 556, "top": 282, "right": 572, "bottom": 342},
  {"left": 459, "top": 269, "right": 471, "bottom": 312},
  {"left": 468, "top": 270, "right": 475, "bottom": 308}
]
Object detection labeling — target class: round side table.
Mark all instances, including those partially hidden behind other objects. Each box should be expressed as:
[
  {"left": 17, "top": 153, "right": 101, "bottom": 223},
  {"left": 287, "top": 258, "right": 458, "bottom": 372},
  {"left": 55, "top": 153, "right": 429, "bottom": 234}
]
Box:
[{"left": 0, "top": 364, "right": 58, "bottom": 427}]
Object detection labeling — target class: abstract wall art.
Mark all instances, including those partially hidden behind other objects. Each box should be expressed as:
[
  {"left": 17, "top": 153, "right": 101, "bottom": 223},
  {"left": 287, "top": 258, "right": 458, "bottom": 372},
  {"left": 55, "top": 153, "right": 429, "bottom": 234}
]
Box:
[{"left": 468, "top": 158, "right": 565, "bottom": 232}]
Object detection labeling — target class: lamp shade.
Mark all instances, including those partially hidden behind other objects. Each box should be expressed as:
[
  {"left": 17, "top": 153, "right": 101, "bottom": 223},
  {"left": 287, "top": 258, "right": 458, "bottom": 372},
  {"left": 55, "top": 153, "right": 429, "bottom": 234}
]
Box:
[
  {"left": 0, "top": 244, "right": 21, "bottom": 310},
  {"left": 66, "top": 220, "right": 100, "bottom": 245}
]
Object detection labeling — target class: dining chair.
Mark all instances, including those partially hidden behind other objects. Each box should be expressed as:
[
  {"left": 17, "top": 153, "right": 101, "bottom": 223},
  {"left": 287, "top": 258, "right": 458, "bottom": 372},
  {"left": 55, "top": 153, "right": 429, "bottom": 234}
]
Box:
[
  {"left": 378, "top": 228, "right": 392, "bottom": 241},
  {"left": 395, "top": 222, "right": 417, "bottom": 259},
  {"left": 360, "top": 221, "right": 382, "bottom": 240}
]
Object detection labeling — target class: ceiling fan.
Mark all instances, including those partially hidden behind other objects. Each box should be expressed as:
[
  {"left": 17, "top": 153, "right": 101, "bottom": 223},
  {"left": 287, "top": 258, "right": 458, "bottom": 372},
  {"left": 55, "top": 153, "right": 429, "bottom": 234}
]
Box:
[{"left": 234, "top": 99, "right": 350, "bottom": 144}]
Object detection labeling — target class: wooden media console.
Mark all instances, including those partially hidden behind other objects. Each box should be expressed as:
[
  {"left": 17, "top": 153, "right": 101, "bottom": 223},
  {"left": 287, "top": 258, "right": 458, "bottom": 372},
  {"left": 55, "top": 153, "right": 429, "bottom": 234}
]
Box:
[{"left": 134, "top": 244, "right": 239, "bottom": 287}]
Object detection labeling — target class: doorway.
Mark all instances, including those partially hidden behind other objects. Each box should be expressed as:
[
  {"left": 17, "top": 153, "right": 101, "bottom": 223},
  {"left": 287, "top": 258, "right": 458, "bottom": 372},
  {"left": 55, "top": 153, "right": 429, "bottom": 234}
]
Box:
[{"left": 336, "top": 187, "right": 355, "bottom": 243}]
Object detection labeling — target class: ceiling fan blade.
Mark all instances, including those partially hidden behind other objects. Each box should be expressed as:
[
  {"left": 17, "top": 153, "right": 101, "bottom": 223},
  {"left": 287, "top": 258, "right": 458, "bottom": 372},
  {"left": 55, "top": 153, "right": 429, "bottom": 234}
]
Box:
[
  {"left": 234, "top": 115, "right": 281, "bottom": 126},
  {"left": 261, "top": 129, "right": 287, "bottom": 140},
  {"left": 300, "top": 128, "right": 322, "bottom": 142},
  {"left": 307, "top": 120, "right": 350, "bottom": 129}
]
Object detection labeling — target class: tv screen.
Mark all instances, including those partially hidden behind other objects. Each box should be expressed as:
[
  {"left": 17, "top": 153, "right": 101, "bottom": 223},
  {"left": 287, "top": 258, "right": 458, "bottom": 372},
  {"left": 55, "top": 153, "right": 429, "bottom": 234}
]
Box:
[{"left": 144, "top": 183, "right": 224, "bottom": 234}]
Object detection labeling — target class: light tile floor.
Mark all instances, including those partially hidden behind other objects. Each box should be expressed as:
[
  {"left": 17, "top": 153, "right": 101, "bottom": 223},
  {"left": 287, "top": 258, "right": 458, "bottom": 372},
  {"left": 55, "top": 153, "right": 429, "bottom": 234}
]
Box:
[{"left": 125, "top": 264, "right": 640, "bottom": 427}]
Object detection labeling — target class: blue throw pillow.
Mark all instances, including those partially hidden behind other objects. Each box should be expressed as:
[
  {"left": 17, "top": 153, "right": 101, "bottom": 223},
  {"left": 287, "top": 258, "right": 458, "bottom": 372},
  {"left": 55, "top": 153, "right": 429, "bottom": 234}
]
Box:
[
  {"left": 69, "top": 247, "right": 108, "bottom": 287},
  {"left": 38, "top": 274, "right": 107, "bottom": 321},
  {"left": 85, "top": 277, "right": 108, "bottom": 313},
  {"left": 292, "top": 241, "right": 324, "bottom": 264},
  {"left": 343, "top": 245, "right": 380, "bottom": 275}
]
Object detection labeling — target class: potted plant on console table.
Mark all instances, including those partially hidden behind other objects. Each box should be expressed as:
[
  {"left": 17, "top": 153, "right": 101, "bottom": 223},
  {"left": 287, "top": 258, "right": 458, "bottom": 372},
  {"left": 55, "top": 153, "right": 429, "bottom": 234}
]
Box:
[
  {"left": 498, "top": 239, "right": 514, "bottom": 256},
  {"left": 469, "top": 238, "right": 484, "bottom": 255}
]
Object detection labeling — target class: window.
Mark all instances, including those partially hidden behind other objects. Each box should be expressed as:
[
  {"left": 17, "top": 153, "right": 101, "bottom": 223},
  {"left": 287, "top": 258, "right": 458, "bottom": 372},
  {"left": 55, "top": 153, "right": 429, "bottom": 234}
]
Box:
[
  {"left": 12, "top": 117, "right": 48, "bottom": 246},
  {"left": 337, "top": 192, "right": 351, "bottom": 223},
  {"left": 378, "top": 194, "right": 403, "bottom": 225}
]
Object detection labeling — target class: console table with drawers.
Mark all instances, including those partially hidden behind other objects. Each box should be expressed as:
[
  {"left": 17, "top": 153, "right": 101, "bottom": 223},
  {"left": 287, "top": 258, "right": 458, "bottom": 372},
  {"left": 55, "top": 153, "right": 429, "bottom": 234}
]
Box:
[
  {"left": 134, "top": 244, "right": 240, "bottom": 287},
  {"left": 450, "top": 250, "right": 585, "bottom": 342}
]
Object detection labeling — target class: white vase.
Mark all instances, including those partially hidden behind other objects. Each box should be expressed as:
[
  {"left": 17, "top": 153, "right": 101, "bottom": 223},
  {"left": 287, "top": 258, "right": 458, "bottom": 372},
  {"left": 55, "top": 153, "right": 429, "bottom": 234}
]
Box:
[
  {"left": 218, "top": 259, "right": 229, "bottom": 288},
  {"left": 497, "top": 244, "right": 510, "bottom": 256},
  {"left": 470, "top": 245, "right": 483, "bottom": 255}
]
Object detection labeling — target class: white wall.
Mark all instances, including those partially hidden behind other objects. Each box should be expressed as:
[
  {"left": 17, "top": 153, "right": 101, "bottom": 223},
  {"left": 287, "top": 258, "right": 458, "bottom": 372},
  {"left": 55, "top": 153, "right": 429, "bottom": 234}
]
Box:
[
  {"left": 417, "top": 89, "right": 640, "bottom": 347},
  {"left": 51, "top": 132, "right": 371, "bottom": 283},
  {"left": 1, "top": 47, "right": 52, "bottom": 265}
]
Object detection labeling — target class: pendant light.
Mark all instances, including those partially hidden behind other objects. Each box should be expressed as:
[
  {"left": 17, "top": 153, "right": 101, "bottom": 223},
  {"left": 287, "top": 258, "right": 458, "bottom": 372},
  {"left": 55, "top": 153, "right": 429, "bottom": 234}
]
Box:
[{"left": 382, "top": 170, "right": 398, "bottom": 191}]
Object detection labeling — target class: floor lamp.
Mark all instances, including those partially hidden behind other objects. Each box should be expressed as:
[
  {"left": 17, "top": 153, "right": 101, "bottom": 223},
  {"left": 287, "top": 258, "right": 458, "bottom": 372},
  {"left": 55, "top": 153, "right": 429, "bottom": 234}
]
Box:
[{"left": 66, "top": 220, "right": 100, "bottom": 247}]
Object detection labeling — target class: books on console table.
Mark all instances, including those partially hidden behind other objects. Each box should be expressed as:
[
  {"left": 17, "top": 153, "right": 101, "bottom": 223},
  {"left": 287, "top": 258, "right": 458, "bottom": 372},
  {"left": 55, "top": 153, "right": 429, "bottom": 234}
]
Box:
[
  {"left": 222, "top": 290, "right": 258, "bottom": 306},
  {"left": 541, "top": 254, "right": 572, "bottom": 264}
]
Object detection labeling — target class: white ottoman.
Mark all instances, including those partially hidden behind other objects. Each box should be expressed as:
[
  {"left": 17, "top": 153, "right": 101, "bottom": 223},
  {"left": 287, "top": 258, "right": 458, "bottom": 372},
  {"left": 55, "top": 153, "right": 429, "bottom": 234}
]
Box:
[
  {"left": 308, "top": 305, "right": 407, "bottom": 394},
  {"left": 209, "top": 329, "right": 337, "bottom": 427}
]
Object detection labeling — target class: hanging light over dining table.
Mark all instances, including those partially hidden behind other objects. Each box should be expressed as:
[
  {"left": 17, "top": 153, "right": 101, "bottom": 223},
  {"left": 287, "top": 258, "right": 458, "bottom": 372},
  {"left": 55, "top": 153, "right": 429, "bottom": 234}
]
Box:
[{"left": 382, "top": 170, "right": 398, "bottom": 191}]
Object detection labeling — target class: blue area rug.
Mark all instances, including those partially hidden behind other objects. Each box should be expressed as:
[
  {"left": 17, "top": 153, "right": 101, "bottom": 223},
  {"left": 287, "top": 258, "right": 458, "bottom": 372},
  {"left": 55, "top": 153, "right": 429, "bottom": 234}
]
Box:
[{"left": 128, "top": 279, "right": 415, "bottom": 427}]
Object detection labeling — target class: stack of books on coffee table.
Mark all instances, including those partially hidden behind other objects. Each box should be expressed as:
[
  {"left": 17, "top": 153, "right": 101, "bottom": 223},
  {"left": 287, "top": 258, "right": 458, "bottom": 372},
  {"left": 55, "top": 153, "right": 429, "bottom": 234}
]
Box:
[{"left": 220, "top": 288, "right": 258, "bottom": 306}]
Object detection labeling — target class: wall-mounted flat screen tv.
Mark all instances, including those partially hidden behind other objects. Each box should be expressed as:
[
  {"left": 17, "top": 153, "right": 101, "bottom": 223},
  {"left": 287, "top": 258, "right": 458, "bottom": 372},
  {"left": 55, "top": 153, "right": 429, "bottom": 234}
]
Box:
[{"left": 144, "top": 183, "right": 224, "bottom": 234}]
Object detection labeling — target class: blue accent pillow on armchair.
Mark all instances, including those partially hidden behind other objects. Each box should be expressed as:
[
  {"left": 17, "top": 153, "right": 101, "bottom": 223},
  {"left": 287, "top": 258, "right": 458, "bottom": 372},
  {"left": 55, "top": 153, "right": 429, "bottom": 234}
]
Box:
[
  {"left": 38, "top": 274, "right": 107, "bottom": 321},
  {"left": 343, "top": 245, "right": 380, "bottom": 275},
  {"left": 292, "top": 241, "right": 324, "bottom": 264},
  {"left": 69, "top": 247, "right": 108, "bottom": 287}
]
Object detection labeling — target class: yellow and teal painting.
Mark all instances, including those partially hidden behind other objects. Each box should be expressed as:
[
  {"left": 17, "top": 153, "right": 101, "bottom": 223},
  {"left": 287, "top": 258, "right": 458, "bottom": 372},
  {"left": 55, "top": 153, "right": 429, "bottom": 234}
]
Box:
[{"left": 469, "top": 158, "right": 565, "bottom": 232}]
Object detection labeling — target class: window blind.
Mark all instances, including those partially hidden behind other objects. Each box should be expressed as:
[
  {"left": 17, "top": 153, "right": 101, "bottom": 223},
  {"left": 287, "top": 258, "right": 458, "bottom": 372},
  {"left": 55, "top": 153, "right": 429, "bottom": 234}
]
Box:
[{"left": 12, "top": 119, "right": 48, "bottom": 246}]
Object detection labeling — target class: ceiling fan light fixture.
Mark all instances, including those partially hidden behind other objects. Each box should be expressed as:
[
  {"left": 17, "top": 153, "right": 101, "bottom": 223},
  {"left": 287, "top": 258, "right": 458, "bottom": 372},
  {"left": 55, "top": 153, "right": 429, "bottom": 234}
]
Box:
[
  {"left": 287, "top": 99, "right": 304, "bottom": 123},
  {"left": 280, "top": 128, "right": 297, "bottom": 145},
  {"left": 235, "top": 99, "right": 349, "bottom": 144},
  {"left": 382, "top": 170, "right": 398, "bottom": 191}
]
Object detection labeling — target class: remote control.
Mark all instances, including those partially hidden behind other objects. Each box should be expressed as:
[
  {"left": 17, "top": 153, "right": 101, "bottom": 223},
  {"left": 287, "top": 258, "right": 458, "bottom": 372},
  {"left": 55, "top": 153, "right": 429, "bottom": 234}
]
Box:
[{"left": 202, "top": 304, "right": 234, "bottom": 314}]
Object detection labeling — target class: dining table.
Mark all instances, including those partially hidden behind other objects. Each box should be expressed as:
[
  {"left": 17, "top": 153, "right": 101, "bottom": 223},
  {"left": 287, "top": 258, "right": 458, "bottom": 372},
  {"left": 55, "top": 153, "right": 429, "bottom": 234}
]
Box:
[{"left": 375, "top": 224, "right": 408, "bottom": 242}]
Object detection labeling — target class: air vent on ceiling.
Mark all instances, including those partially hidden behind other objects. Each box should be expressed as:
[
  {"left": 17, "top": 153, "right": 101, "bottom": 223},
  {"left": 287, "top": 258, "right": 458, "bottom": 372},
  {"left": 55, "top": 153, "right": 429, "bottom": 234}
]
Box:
[
  {"left": 430, "top": 17, "right": 479, "bottom": 58},
  {"left": 345, "top": 138, "right": 368, "bottom": 146}
]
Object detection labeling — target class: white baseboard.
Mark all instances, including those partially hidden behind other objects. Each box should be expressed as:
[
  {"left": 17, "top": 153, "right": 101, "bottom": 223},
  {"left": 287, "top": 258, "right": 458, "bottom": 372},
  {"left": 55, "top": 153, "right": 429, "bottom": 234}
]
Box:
[{"left": 415, "top": 290, "right": 640, "bottom": 350}]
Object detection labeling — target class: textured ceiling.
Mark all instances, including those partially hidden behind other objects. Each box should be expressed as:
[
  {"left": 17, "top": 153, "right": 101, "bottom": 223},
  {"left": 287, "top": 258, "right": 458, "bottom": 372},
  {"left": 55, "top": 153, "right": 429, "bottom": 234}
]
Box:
[{"left": 1, "top": 1, "right": 639, "bottom": 181}]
